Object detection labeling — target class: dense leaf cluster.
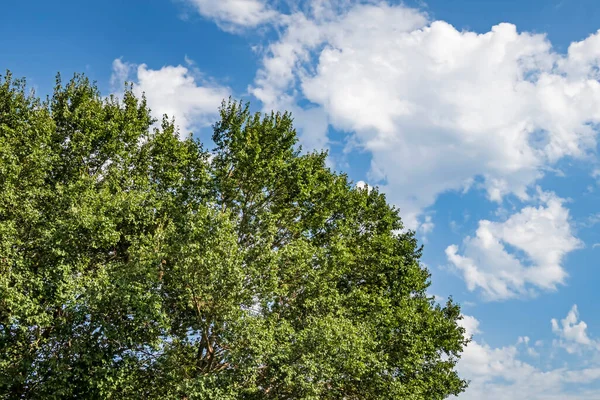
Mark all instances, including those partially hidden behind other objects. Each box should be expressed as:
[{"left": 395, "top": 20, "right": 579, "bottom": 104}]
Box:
[{"left": 0, "top": 72, "right": 468, "bottom": 399}]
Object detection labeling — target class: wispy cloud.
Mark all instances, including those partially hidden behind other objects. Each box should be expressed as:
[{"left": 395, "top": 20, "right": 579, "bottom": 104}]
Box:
[{"left": 178, "top": 0, "right": 279, "bottom": 32}]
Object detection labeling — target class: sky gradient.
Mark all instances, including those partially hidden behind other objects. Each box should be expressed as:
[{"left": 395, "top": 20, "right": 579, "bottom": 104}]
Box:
[{"left": 3, "top": 1, "right": 600, "bottom": 398}]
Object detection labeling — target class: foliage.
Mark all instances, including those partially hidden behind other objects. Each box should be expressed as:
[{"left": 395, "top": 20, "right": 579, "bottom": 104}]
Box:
[{"left": 0, "top": 71, "right": 468, "bottom": 399}]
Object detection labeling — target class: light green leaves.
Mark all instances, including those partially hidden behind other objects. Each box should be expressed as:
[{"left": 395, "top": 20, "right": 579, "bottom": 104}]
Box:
[{"left": 0, "top": 72, "right": 467, "bottom": 399}]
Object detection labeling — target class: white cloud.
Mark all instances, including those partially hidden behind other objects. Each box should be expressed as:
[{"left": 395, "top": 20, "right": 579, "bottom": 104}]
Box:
[
  {"left": 111, "top": 58, "right": 230, "bottom": 136},
  {"left": 459, "top": 314, "right": 481, "bottom": 337},
  {"left": 455, "top": 312, "right": 600, "bottom": 399},
  {"left": 181, "top": 0, "right": 278, "bottom": 31},
  {"left": 355, "top": 180, "right": 373, "bottom": 193},
  {"left": 429, "top": 292, "right": 447, "bottom": 306},
  {"left": 110, "top": 58, "right": 134, "bottom": 91},
  {"left": 446, "top": 191, "right": 581, "bottom": 300},
  {"left": 250, "top": 1, "right": 600, "bottom": 228},
  {"left": 582, "top": 212, "right": 600, "bottom": 228},
  {"left": 517, "top": 336, "right": 530, "bottom": 345},
  {"left": 418, "top": 215, "right": 435, "bottom": 234},
  {"left": 551, "top": 305, "right": 599, "bottom": 353},
  {"left": 552, "top": 305, "right": 592, "bottom": 345},
  {"left": 417, "top": 214, "right": 435, "bottom": 242}
]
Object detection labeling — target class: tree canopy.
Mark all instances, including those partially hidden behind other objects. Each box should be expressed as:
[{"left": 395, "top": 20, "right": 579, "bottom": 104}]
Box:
[{"left": 0, "top": 71, "right": 468, "bottom": 399}]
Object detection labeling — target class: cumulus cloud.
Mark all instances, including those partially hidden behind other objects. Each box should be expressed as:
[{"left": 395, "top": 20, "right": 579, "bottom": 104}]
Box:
[
  {"left": 456, "top": 311, "right": 600, "bottom": 400},
  {"left": 180, "top": 0, "right": 278, "bottom": 31},
  {"left": 111, "top": 58, "right": 230, "bottom": 136},
  {"left": 552, "top": 305, "right": 599, "bottom": 353},
  {"left": 249, "top": 1, "right": 600, "bottom": 227},
  {"left": 446, "top": 191, "right": 582, "bottom": 300},
  {"left": 459, "top": 314, "right": 481, "bottom": 337}
]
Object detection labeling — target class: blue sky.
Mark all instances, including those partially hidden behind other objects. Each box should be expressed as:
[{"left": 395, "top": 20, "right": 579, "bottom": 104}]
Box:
[{"left": 3, "top": 0, "right": 600, "bottom": 398}]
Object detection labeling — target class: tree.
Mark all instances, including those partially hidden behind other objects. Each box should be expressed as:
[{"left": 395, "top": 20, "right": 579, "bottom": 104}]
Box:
[{"left": 0, "top": 71, "right": 468, "bottom": 399}]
